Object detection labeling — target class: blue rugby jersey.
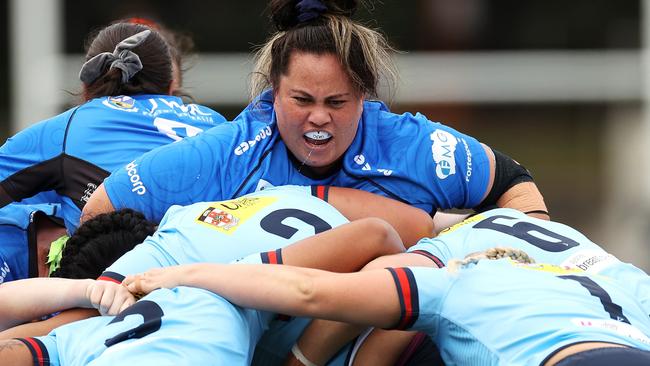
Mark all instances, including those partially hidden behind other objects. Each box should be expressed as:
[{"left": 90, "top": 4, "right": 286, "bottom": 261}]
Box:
[
  {"left": 104, "top": 90, "right": 489, "bottom": 223},
  {"left": 0, "top": 94, "right": 225, "bottom": 233},
  {"left": 407, "top": 208, "right": 650, "bottom": 317},
  {"left": 0, "top": 203, "right": 62, "bottom": 283},
  {"left": 390, "top": 260, "right": 650, "bottom": 365}
]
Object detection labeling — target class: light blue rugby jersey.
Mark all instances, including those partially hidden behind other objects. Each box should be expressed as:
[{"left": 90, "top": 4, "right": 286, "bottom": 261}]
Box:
[
  {"left": 407, "top": 208, "right": 650, "bottom": 317},
  {"left": 101, "top": 186, "right": 348, "bottom": 280},
  {"left": 388, "top": 260, "right": 650, "bottom": 366},
  {"left": 0, "top": 94, "right": 225, "bottom": 233},
  {"left": 99, "top": 186, "right": 352, "bottom": 366},
  {"left": 22, "top": 286, "right": 258, "bottom": 366},
  {"left": 0, "top": 202, "right": 62, "bottom": 283},
  {"left": 104, "top": 90, "right": 490, "bottom": 223}
]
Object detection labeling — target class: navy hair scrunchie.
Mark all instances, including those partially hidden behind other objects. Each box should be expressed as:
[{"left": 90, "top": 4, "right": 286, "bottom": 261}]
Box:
[
  {"left": 296, "top": 0, "right": 327, "bottom": 23},
  {"left": 79, "top": 29, "right": 151, "bottom": 85}
]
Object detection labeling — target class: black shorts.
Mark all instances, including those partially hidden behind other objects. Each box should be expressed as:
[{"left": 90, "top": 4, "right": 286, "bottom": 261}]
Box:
[{"left": 555, "top": 346, "right": 650, "bottom": 366}]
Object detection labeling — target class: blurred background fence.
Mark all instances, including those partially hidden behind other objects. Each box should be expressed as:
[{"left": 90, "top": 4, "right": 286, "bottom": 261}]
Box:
[{"left": 3, "top": 0, "right": 649, "bottom": 269}]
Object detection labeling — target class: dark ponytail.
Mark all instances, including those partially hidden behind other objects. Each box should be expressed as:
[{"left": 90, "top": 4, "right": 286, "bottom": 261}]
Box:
[{"left": 80, "top": 22, "right": 174, "bottom": 102}]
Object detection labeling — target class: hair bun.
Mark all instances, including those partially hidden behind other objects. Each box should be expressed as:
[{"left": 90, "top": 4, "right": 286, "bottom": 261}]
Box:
[{"left": 269, "top": 0, "right": 359, "bottom": 31}]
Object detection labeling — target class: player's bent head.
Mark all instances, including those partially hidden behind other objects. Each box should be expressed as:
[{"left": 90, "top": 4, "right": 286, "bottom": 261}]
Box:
[{"left": 50, "top": 209, "right": 156, "bottom": 279}]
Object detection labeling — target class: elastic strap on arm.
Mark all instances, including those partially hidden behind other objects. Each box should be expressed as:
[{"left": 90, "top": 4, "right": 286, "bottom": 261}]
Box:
[
  {"left": 477, "top": 149, "right": 532, "bottom": 210},
  {"left": 291, "top": 343, "right": 320, "bottom": 366},
  {"left": 476, "top": 149, "right": 549, "bottom": 217}
]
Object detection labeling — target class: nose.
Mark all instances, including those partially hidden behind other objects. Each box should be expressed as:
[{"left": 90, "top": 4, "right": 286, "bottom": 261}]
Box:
[{"left": 308, "top": 106, "right": 332, "bottom": 127}]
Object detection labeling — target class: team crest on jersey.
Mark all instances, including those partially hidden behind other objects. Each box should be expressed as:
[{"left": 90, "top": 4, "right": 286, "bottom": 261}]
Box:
[
  {"left": 103, "top": 96, "right": 138, "bottom": 112},
  {"left": 198, "top": 208, "right": 240, "bottom": 230},
  {"left": 195, "top": 196, "right": 277, "bottom": 234},
  {"left": 439, "top": 214, "right": 485, "bottom": 236}
]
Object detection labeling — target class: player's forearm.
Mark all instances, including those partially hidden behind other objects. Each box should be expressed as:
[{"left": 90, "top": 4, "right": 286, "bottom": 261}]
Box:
[
  {"left": 0, "top": 278, "right": 92, "bottom": 330},
  {"left": 180, "top": 263, "right": 321, "bottom": 316},
  {"left": 280, "top": 217, "right": 405, "bottom": 272},
  {"left": 174, "top": 264, "right": 398, "bottom": 327},
  {"left": 128, "top": 263, "right": 330, "bottom": 319},
  {"left": 0, "top": 308, "right": 99, "bottom": 339}
]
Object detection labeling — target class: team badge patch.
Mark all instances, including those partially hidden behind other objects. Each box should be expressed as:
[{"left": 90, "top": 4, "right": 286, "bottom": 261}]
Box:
[
  {"left": 198, "top": 208, "right": 240, "bottom": 230},
  {"left": 103, "top": 95, "right": 138, "bottom": 112},
  {"left": 196, "top": 196, "right": 277, "bottom": 234}
]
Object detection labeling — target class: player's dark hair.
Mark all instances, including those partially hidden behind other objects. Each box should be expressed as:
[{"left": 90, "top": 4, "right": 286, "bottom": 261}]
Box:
[
  {"left": 124, "top": 17, "right": 197, "bottom": 100},
  {"left": 251, "top": 0, "right": 398, "bottom": 100},
  {"left": 81, "top": 22, "right": 179, "bottom": 101},
  {"left": 50, "top": 209, "right": 156, "bottom": 279}
]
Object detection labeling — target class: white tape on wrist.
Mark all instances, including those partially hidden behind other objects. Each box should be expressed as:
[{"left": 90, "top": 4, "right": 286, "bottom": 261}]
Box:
[{"left": 291, "top": 343, "right": 319, "bottom": 366}]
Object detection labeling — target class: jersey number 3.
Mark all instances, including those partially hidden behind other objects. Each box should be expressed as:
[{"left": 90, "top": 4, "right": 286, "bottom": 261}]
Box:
[{"left": 104, "top": 300, "right": 164, "bottom": 347}]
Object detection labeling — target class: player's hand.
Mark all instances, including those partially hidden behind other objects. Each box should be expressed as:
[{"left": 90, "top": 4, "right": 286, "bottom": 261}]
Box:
[
  {"left": 85, "top": 280, "right": 136, "bottom": 316},
  {"left": 123, "top": 266, "right": 183, "bottom": 295}
]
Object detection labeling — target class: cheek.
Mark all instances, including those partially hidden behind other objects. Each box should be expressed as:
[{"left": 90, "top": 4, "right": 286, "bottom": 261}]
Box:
[
  {"left": 275, "top": 99, "right": 303, "bottom": 125},
  {"left": 339, "top": 108, "right": 362, "bottom": 138},
  {"left": 276, "top": 112, "right": 303, "bottom": 143},
  {"left": 342, "top": 122, "right": 359, "bottom": 147}
]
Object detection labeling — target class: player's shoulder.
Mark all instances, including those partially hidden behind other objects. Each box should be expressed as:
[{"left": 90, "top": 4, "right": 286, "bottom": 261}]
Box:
[{"left": 0, "top": 203, "right": 57, "bottom": 229}]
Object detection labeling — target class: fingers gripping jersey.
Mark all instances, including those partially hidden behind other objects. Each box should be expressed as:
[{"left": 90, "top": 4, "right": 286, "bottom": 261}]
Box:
[
  {"left": 389, "top": 260, "right": 650, "bottom": 366},
  {"left": 0, "top": 203, "right": 62, "bottom": 283},
  {"left": 408, "top": 208, "right": 650, "bottom": 316},
  {"left": 104, "top": 90, "right": 490, "bottom": 223},
  {"left": 25, "top": 286, "right": 258, "bottom": 366},
  {"left": 0, "top": 95, "right": 225, "bottom": 233}
]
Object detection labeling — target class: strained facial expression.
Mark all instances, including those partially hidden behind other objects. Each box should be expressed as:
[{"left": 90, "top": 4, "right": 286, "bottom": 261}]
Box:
[{"left": 274, "top": 52, "right": 364, "bottom": 174}]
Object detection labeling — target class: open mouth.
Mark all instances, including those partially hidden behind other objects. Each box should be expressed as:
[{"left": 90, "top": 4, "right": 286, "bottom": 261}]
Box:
[{"left": 304, "top": 131, "right": 332, "bottom": 146}]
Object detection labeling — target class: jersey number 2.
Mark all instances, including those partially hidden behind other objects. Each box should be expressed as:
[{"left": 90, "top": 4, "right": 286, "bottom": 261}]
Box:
[{"left": 260, "top": 208, "right": 332, "bottom": 239}]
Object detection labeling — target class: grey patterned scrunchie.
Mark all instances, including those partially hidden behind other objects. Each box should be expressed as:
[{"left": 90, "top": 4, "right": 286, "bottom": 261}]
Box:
[{"left": 79, "top": 29, "right": 151, "bottom": 85}]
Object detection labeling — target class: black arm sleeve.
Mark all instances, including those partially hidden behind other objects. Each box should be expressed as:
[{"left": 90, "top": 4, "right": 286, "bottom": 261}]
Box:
[{"left": 475, "top": 149, "right": 533, "bottom": 212}]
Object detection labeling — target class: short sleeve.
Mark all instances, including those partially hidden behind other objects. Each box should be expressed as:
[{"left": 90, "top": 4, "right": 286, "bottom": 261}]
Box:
[{"left": 103, "top": 127, "right": 229, "bottom": 222}]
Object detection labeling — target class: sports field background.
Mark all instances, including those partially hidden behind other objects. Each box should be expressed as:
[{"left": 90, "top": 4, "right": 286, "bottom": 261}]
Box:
[{"left": 2, "top": 0, "right": 649, "bottom": 269}]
